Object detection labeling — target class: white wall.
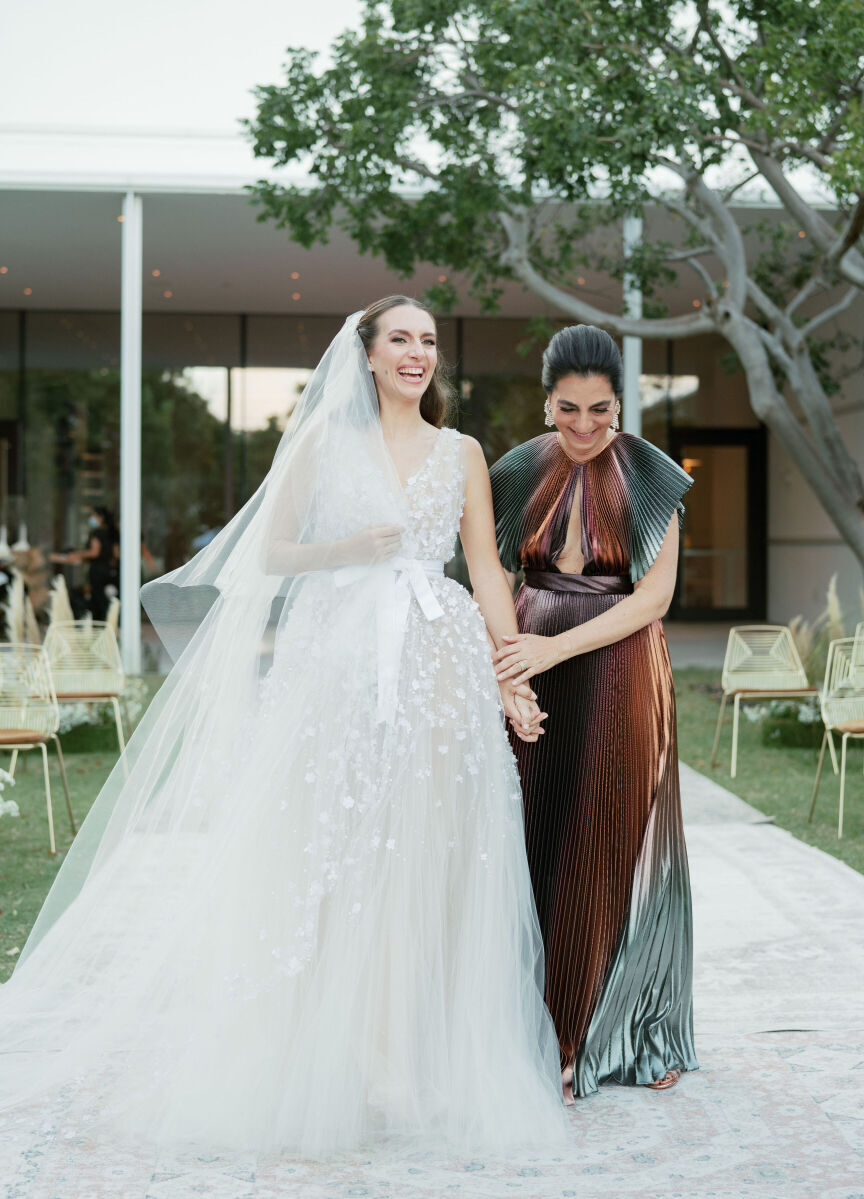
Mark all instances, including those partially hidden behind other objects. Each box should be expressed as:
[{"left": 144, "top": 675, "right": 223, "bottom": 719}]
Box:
[{"left": 768, "top": 406, "right": 864, "bottom": 625}]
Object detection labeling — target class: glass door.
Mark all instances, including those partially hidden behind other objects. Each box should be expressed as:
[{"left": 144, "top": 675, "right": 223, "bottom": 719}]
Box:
[{"left": 669, "top": 428, "right": 766, "bottom": 620}]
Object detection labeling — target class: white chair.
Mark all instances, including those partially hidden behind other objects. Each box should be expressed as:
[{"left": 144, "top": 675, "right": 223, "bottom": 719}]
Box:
[
  {"left": 43, "top": 621, "right": 127, "bottom": 759},
  {"left": 0, "top": 644, "right": 76, "bottom": 855},
  {"left": 809, "top": 637, "right": 864, "bottom": 838},
  {"left": 711, "top": 625, "right": 819, "bottom": 778}
]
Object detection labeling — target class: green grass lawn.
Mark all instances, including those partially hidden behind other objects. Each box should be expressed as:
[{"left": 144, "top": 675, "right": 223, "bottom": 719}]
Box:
[
  {"left": 1, "top": 666, "right": 862, "bottom": 985},
  {"left": 675, "top": 667, "right": 864, "bottom": 875},
  {"left": 0, "top": 677, "right": 164, "bottom": 983}
]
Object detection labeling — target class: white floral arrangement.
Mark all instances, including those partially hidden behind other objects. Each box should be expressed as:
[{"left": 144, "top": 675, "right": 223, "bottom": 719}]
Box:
[
  {"left": 742, "top": 697, "right": 821, "bottom": 724},
  {"left": 0, "top": 767, "right": 18, "bottom": 819}
]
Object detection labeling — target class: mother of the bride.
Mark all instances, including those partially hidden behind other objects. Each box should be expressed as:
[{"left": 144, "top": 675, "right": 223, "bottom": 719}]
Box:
[{"left": 490, "top": 325, "right": 698, "bottom": 1103}]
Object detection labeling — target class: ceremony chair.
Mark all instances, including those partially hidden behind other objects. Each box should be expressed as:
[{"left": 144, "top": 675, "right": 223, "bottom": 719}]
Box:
[
  {"left": 0, "top": 644, "right": 76, "bottom": 855},
  {"left": 711, "top": 625, "right": 818, "bottom": 778},
  {"left": 809, "top": 637, "right": 864, "bottom": 838},
  {"left": 43, "top": 621, "right": 127, "bottom": 760}
]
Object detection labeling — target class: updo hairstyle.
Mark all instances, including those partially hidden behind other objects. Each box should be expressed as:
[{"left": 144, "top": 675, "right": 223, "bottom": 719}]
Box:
[
  {"left": 541, "top": 325, "right": 623, "bottom": 398},
  {"left": 357, "top": 295, "right": 453, "bottom": 428}
]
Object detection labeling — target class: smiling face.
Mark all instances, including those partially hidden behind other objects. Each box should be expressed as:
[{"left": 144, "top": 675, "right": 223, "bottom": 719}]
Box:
[
  {"left": 366, "top": 304, "right": 438, "bottom": 408},
  {"left": 548, "top": 373, "right": 619, "bottom": 460}
]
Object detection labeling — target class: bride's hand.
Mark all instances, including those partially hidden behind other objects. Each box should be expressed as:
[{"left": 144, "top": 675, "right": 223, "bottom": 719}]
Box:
[
  {"left": 343, "top": 524, "right": 404, "bottom": 565},
  {"left": 499, "top": 681, "right": 546, "bottom": 743}
]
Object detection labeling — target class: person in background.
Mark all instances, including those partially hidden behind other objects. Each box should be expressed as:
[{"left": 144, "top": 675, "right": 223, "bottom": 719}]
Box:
[{"left": 51, "top": 506, "right": 118, "bottom": 621}]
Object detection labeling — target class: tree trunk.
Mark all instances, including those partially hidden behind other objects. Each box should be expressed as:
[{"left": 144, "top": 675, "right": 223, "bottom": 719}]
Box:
[{"left": 725, "top": 318, "right": 864, "bottom": 571}]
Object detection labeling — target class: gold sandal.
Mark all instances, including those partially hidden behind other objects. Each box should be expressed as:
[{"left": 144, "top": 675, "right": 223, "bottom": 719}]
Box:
[{"left": 644, "top": 1068, "right": 681, "bottom": 1092}]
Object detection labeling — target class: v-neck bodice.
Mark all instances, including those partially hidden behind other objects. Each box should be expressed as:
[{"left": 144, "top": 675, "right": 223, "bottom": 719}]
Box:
[{"left": 396, "top": 426, "right": 465, "bottom": 562}]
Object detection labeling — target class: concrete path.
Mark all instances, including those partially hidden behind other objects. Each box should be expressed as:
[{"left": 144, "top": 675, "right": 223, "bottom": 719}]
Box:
[{"left": 4, "top": 765, "right": 864, "bottom": 1198}]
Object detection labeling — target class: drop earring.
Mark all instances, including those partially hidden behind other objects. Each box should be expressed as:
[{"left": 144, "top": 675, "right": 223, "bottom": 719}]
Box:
[
  {"left": 611, "top": 402, "right": 621, "bottom": 432},
  {"left": 544, "top": 398, "right": 555, "bottom": 428}
]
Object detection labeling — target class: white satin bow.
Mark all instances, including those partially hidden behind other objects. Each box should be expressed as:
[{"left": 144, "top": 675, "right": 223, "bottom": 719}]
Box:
[{"left": 334, "top": 557, "right": 445, "bottom": 724}]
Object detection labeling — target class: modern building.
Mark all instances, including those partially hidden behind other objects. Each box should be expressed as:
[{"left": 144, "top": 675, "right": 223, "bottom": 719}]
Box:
[{"left": 4, "top": 2, "right": 863, "bottom": 667}]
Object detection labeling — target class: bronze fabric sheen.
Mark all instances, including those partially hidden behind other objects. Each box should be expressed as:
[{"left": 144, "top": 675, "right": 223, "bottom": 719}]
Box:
[{"left": 490, "top": 432, "right": 699, "bottom": 1095}]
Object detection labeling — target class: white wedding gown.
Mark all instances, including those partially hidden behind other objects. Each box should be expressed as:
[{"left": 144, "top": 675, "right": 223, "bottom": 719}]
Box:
[{"left": 0, "top": 426, "right": 566, "bottom": 1160}]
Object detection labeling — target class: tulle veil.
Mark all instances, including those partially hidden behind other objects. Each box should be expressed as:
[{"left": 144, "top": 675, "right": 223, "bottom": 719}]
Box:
[{"left": 0, "top": 315, "right": 402, "bottom": 1097}]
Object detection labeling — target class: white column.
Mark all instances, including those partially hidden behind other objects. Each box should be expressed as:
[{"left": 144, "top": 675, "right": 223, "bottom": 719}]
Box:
[
  {"left": 120, "top": 191, "right": 143, "bottom": 674},
  {"left": 622, "top": 214, "right": 643, "bottom": 437}
]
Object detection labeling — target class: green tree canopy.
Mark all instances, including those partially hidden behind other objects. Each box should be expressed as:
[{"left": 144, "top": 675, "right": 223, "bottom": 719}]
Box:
[{"left": 246, "top": 0, "right": 864, "bottom": 566}]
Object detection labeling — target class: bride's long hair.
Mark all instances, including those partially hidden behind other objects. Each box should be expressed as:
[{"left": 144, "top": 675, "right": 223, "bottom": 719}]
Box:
[{"left": 356, "top": 295, "right": 454, "bottom": 427}]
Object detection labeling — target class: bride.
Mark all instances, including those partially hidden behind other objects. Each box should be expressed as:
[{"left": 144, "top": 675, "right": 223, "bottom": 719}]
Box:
[{"left": 0, "top": 298, "right": 567, "bottom": 1158}]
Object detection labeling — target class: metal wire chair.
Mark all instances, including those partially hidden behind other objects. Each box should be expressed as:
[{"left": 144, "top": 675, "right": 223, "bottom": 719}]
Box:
[
  {"left": 809, "top": 637, "right": 864, "bottom": 838},
  {"left": 710, "top": 625, "right": 819, "bottom": 778},
  {"left": 0, "top": 643, "right": 75, "bottom": 854},
  {"left": 43, "top": 620, "right": 127, "bottom": 760}
]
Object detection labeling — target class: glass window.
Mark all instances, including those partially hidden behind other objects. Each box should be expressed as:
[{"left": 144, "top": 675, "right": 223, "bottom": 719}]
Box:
[{"left": 678, "top": 444, "right": 749, "bottom": 610}]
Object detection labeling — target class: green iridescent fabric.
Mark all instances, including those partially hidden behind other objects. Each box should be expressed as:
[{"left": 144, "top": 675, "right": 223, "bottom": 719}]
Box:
[{"left": 489, "top": 431, "right": 693, "bottom": 579}]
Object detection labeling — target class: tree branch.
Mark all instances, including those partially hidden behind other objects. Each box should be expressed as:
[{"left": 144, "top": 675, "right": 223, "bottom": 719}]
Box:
[
  {"left": 695, "top": 1, "right": 750, "bottom": 95},
  {"left": 721, "top": 170, "right": 761, "bottom": 203},
  {"left": 724, "top": 313, "right": 864, "bottom": 554},
  {"left": 827, "top": 193, "right": 864, "bottom": 268},
  {"left": 665, "top": 245, "right": 713, "bottom": 262},
  {"left": 498, "top": 210, "right": 715, "bottom": 339},
  {"left": 655, "top": 187, "right": 721, "bottom": 250},
  {"left": 798, "top": 286, "right": 859, "bottom": 341},
  {"left": 683, "top": 255, "right": 717, "bottom": 296},
  {"left": 789, "top": 348, "right": 864, "bottom": 505},
  {"left": 681, "top": 169, "right": 749, "bottom": 310},
  {"left": 748, "top": 146, "right": 864, "bottom": 288},
  {"left": 413, "top": 86, "right": 520, "bottom": 115},
  {"left": 786, "top": 276, "right": 826, "bottom": 319},
  {"left": 817, "top": 67, "right": 864, "bottom": 155}
]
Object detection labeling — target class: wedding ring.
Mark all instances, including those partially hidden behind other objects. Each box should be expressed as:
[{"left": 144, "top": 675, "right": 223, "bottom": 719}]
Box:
[{"left": 519, "top": 660, "right": 527, "bottom": 672}]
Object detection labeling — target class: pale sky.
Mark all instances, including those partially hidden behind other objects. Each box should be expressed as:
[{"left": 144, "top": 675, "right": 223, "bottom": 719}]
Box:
[
  {"left": 4, "top": 0, "right": 829, "bottom": 204},
  {"left": 4, "top": 0, "right": 363, "bottom": 133},
  {"left": 185, "top": 366, "right": 311, "bottom": 431}
]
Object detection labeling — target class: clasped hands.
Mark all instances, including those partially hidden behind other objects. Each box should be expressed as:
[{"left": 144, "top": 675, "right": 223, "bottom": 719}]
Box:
[{"left": 494, "top": 632, "right": 571, "bottom": 743}]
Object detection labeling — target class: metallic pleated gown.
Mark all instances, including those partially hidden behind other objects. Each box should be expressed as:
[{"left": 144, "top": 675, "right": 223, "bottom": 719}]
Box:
[{"left": 490, "top": 431, "right": 698, "bottom": 1096}]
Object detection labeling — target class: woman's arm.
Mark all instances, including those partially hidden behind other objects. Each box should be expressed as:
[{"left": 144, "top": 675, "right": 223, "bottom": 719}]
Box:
[
  {"left": 262, "top": 447, "right": 403, "bottom": 575},
  {"left": 494, "top": 514, "right": 679, "bottom": 686},
  {"left": 460, "top": 437, "right": 545, "bottom": 740},
  {"left": 50, "top": 535, "right": 103, "bottom": 566},
  {"left": 264, "top": 526, "right": 403, "bottom": 576}
]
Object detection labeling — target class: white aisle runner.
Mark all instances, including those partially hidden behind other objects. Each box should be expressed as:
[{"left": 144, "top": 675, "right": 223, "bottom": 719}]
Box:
[{"left": 3, "top": 763, "right": 864, "bottom": 1199}]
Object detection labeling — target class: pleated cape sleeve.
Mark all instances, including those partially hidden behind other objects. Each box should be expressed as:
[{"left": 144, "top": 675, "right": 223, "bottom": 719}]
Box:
[
  {"left": 489, "top": 432, "right": 693, "bottom": 582},
  {"left": 488, "top": 435, "right": 553, "bottom": 574},
  {"left": 615, "top": 434, "right": 693, "bottom": 582}
]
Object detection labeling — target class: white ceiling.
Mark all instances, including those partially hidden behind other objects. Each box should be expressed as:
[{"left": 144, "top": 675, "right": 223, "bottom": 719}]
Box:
[{"left": 0, "top": 188, "right": 625, "bottom": 318}]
